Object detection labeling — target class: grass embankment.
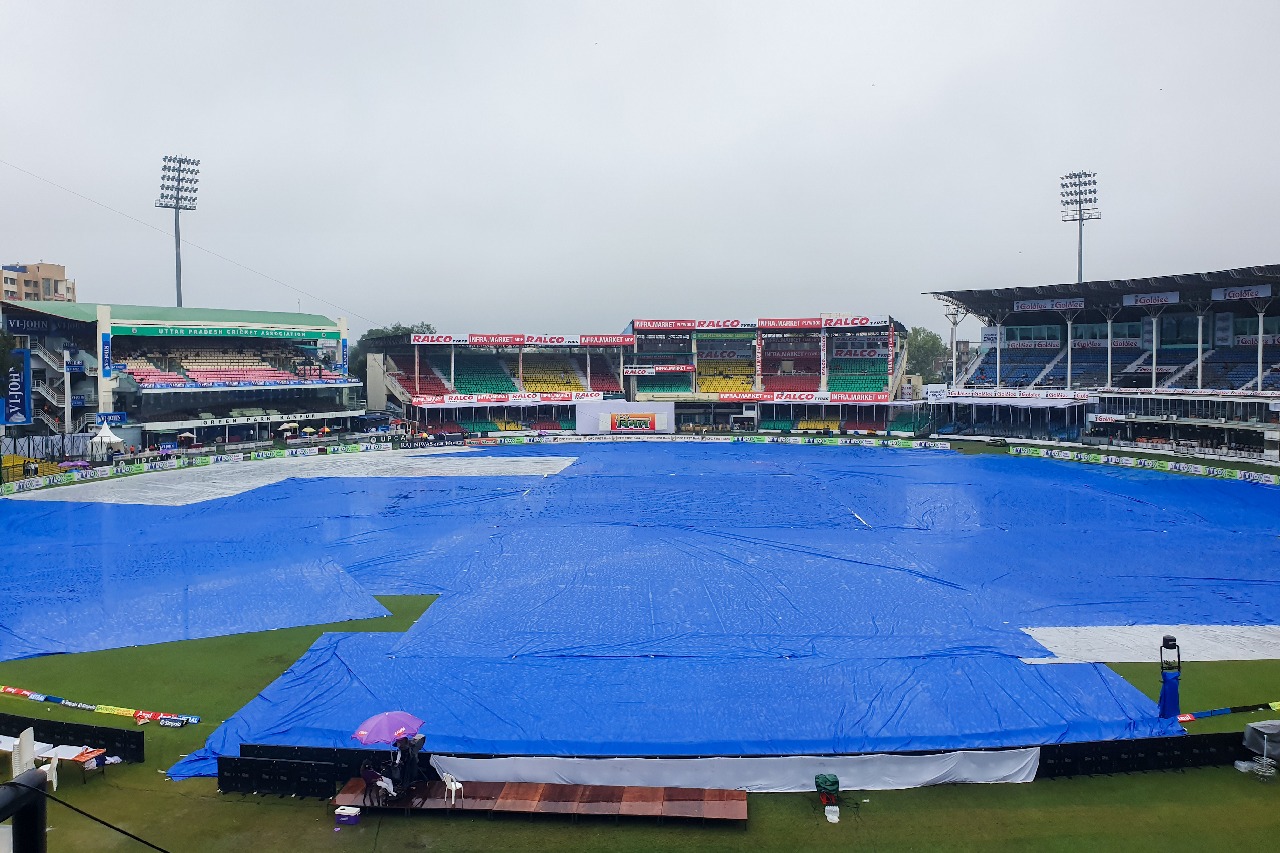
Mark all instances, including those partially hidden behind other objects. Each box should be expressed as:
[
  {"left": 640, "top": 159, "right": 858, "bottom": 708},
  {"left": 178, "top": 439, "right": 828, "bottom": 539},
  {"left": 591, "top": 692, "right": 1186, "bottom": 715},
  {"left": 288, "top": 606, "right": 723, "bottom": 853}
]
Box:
[{"left": 1, "top": 597, "right": 1277, "bottom": 851}]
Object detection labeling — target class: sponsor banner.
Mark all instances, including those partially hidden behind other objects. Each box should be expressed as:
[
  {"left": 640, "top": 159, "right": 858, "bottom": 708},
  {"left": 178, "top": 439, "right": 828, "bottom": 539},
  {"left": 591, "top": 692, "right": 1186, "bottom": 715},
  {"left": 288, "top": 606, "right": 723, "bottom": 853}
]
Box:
[
  {"left": 830, "top": 391, "right": 892, "bottom": 403},
  {"left": 1122, "top": 291, "right": 1180, "bottom": 307},
  {"left": 762, "top": 349, "right": 819, "bottom": 359},
  {"left": 573, "top": 391, "right": 604, "bottom": 401},
  {"left": 1072, "top": 338, "right": 1142, "bottom": 348},
  {"left": 1012, "top": 298, "right": 1085, "bottom": 311},
  {"left": 101, "top": 335, "right": 112, "bottom": 378},
  {"left": 945, "top": 388, "right": 1090, "bottom": 400},
  {"left": 633, "top": 319, "right": 696, "bottom": 331},
  {"left": 623, "top": 367, "right": 655, "bottom": 376},
  {"left": 758, "top": 317, "right": 822, "bottom": 329},
  {"left": 1133, "top": 366, "right": 1178, "bottom": 374},
  {"left": 411, "top": 333, "right": 465, "bottom": 345},
  {"left": 819, "top": 330, "right": 828, "bottom": 380},
  {"left": 340, "top": 338, "right": 348, "bottom": 374},
  {"left": 580, "top": 334, "right": 636, "bottom": 346},
  {"left": 111, "top": 325, "right": 340, "bottom": 340},
  {"left": 1214, "top": 312, "right": 1235, "bottom": 347},
  {"left": 66, "top": 360, "right": 85, "bottom": 373},
  {"left": 413, "top": 391, "right": 603, "bottom": 407},
  {"left": 1006, "top": 340, "right": 1061, "bottom": 349},
  {"left": 654, "top": 364, "right": 695, "bottom": 373},
  {"left": 696, "top": 349, "right": 754, "bottom": 359},
  {"left": 887, "top": 325, "right": 896, "bottom": 375},
  {"left": 468, "top": 334, "right": 525, "bottom": 346},
  {"left": 820, "top": 314, "right": 889, "bottom": 328},
  {"left": 537, "top": 392, "right": 574, "bottom": 402},
  {"left": 1236, "top": 335, "right": 1280, "bottom": 346},
  {"left": 1009, "top": 446, "right": 1280, "bottom": 487},
  {"left": 981, "top": 326, "right": 1004, "bottom": 346},
  {"left": 523, "top": 334, "right": 580, "bottom": 346},
  {"left": 608, "top": 412, "right": 658, "bottom": 432},
  {"left": 4, "top": 317, "right": 53, "bottom": 334},
  {"left": 1212, "top": 284, "right": 1272, "bottom": 301},
  {"left": 694, "top": 319, "right": 752, "bottom": 329},
  {"left": 1091, "top": 414, "right": 1126, "bottom": 423},
  {"left": 714, "top": 391, "right": 892, "bottom": 403},
  {"left": 2, "top": 349, "right": 32, "bottom": 426},
  {"left": 833, "top": 349, "right": 890, "bottom": 358}
]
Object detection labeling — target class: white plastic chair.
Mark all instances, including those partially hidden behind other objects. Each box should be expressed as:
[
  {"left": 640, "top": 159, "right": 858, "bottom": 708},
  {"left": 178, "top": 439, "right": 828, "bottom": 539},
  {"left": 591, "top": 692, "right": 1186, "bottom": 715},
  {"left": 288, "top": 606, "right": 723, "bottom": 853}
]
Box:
[
  {"left": 11, "top": 728, "right": 35, "bottom": 777},
  {"left": 441, "top": 771, "right": 463, "bottom": 806},
  {"left": 42, "top": 756, "right": 59, "bottom": 792}
]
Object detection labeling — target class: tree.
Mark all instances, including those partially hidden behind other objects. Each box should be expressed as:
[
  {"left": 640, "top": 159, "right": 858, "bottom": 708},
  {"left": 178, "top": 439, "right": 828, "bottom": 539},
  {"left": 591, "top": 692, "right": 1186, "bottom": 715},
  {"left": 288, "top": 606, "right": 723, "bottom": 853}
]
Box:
[
  {"left": 905, "top": 326, "right": 949, "bottom": 385},
  {"left": 350, "top": 321, "right": 437, "bottom": 382}
]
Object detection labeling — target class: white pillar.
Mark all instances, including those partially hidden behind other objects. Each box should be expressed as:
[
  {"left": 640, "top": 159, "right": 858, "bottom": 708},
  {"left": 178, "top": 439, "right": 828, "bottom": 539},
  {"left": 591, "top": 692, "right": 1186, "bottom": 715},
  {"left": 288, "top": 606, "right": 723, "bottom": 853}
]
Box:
[
  {"left": 1065, "top": 319, "right": 1073, "bottom": 390},
  {"left": 1258, "top": 311, "right": 1266, "bottom": 391},
  {"left": 1196, "top": 313, "right": 1204, "bottom": 390},
  {"left": 1151, "top": 318, "right": 1160, "bottom": 391},
  {"left": 585, "top": 349, "right": 592, "bottom": 391},
  {"left": 995, "top": 324, "right": 1002, "bottom": 388},
  {"left": 1106, "top": 317, "right": 1113, "bottom": 388}
]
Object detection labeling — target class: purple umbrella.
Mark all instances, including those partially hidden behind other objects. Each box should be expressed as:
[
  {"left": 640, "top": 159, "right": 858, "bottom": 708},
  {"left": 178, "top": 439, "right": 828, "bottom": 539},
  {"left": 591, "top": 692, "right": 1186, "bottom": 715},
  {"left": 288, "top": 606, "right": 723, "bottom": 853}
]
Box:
[{"left": 353, "top": 711, "right": 424, "bottom": 745}]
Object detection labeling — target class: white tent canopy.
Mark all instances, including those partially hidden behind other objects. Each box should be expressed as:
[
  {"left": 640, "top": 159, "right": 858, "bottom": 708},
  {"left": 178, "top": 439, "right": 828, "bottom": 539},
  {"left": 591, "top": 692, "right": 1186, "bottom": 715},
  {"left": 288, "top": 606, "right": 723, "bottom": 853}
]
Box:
[{"left": 90, "top": 424, "right": 125, "bottom": 447}]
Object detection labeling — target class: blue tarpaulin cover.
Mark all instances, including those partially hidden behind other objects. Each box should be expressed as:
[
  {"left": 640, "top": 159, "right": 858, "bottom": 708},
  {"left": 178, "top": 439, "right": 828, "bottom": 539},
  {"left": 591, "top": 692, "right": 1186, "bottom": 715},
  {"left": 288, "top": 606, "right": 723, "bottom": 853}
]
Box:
[
  {"left": 158, "top": 441, "right": 1280, "bottom": 778},
  {"left": 0, "top": 495, "right": 388, "bottom": 661},
  {"left": 1158, "top": 670, "right": 1182, "bottom": 718}
]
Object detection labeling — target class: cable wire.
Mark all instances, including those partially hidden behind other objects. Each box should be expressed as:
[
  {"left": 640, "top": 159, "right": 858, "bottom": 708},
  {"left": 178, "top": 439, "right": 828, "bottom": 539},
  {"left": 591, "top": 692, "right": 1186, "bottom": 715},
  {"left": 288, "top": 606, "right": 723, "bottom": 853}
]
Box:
[
  {"left": 0, "top": 156, "right": 384, "bottom": 326},
  {"left": 6, "top": 780, "right": 173, "bottom": 853}
]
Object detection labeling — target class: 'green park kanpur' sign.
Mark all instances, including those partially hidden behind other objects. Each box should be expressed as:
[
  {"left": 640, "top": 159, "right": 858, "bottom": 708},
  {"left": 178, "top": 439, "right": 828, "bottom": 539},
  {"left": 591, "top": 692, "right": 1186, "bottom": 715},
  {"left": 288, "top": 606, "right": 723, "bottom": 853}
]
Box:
[{"left": 110, "top": 325, "right": 341, "bottom": 340}]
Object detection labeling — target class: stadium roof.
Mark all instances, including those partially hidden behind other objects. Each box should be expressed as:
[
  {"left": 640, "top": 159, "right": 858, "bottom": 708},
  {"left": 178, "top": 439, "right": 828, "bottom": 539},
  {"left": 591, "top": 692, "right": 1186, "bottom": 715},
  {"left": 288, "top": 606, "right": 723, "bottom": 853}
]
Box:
[
  {"left": 929, "top": 263, "right": 1280, "bottom": 323},
  {"left": 1, "top": 300, "right": 338, "bottom": 329}
]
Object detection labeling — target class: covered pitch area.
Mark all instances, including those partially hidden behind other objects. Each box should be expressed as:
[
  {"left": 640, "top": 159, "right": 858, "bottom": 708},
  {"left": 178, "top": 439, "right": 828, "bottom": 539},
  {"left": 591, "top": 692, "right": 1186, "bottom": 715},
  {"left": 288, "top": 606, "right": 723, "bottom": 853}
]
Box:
[{"left": 5, "top": 440, "right": 1278, "bottom": 789}]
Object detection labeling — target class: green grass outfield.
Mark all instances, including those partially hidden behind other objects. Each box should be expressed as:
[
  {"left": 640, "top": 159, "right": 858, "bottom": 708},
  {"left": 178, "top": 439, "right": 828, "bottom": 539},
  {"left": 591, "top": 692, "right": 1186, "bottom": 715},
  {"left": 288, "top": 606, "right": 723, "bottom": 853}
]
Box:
[{"left": 1, "top": 596, "right": 1277, "bottom": 852}]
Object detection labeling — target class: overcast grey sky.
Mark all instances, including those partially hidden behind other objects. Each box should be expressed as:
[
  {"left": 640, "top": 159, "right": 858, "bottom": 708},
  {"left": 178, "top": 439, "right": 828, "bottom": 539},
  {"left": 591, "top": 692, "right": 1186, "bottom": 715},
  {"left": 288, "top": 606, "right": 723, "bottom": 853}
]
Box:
[{"left": 1, "top": 1, "right": 1277, "bottom": 338}]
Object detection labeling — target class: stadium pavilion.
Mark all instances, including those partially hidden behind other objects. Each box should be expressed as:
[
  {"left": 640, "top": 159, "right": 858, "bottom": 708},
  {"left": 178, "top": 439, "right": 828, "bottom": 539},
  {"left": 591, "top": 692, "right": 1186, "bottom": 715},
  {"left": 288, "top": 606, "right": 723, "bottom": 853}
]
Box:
[
  {"left": 929, "top": 263, "right": 1280, "bottom": 458},
  {"left": 1, "top": 300, "right": 360, "bottom": 450},
  {"left": 362, "top": 313, "right": 915, "bottom": 435}
]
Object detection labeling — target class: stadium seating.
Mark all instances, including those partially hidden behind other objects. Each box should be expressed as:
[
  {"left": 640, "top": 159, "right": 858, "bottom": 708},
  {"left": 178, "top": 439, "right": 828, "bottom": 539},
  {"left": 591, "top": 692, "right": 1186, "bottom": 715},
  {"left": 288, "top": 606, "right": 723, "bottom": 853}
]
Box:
[
  {"left": 121, "top": 356, "right": 191, "bottom": 386},
  {"left": 458, "top": 419, "right": 501, "bottom": 433},
  {"left": 635, "top": 375, "right": 693, "bottom": 393},
  {"left": 172, "top": 348, "right": 300, "bottom": 385},
  {"left": 1034, "top": 348, "right": 1106, "bottom": 387},
  {"left": 796, "top": 418, "right": 839, "bottom": 431},
  {"left": 887, "top": 412, "right": 919, "bottom": 433},
  {"left": 577, "top": 355, "right": 624, "bottom": 393},
  {"left": 763, "top": 374, "right": 821, "bottom": 392},
  {"left": 828, "top": 357, "right": 888, "bottom": 393},
  {"left": 757, "top": 418, "right": 795, "bottom": 430},
  {"left": 1168, "top": 347, "right": 1255, "bottom": 390},
  {"left": 430, "top": 352, "right": 518, "bottom": 394},
  {"left": 696, "top": 360, "right": 753, "bottom": 393},
  {"left": 506, "top": 353, "right": 585, "bottom": 393},
  {"left": 967, "top": 347, "right": 1060, "bottom": 387},
  {"left": 842, "top": 419, "right": 885, "bottom": 432},
  {"left": 389, "top": 364, "right": 451, "bottom": 395}
]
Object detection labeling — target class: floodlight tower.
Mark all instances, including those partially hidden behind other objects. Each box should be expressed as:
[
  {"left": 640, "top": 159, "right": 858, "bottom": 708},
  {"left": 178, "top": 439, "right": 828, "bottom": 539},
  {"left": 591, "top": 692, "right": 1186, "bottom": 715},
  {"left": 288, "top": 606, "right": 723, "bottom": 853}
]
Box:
[
  {"left": 1060, "top": 171, "right": 1100, "bottom": 284},
  {"left": 156, "top": 155, "right": 200, "bottom": 307}
]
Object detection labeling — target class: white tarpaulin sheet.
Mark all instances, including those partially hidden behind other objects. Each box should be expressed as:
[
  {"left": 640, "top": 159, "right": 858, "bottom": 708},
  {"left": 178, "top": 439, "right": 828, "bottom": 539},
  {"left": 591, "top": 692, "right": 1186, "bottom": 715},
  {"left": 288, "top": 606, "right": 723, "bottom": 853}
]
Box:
[
  {"left": 431, "top": 748, "right": 1040, "bottom": 792},
  {"left": 1022, "top": 625, "right": 1280, "bottom": 663}
]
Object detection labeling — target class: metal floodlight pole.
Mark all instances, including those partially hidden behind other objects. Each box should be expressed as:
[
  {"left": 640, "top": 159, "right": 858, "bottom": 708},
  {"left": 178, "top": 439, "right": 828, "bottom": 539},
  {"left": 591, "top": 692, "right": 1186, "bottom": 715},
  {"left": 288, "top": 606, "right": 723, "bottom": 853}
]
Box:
[
  {"left": 1060, "top": 170, "right": 1100, "bottom": 284},
  {"left": 155, "top": 155, "right": 201, "bottom": 307}
]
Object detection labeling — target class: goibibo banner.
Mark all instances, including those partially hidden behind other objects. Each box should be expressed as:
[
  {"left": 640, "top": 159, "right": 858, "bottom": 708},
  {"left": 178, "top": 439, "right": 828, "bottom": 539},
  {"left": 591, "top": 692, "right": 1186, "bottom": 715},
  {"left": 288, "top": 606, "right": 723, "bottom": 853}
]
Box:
[
  {"left": 1012, "top": 298, "right": 1085, "bottom": 311},
  {"left": 2, "top": 349, "right": 32, "bottom": 425}
]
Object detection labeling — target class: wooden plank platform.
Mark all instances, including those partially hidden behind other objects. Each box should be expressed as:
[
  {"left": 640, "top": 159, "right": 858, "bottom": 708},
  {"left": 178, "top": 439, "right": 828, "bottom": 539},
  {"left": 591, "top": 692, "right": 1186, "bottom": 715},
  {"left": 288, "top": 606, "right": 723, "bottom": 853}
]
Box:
[{"left": 334, "top": 777, "right": 747, "bottom": 822}]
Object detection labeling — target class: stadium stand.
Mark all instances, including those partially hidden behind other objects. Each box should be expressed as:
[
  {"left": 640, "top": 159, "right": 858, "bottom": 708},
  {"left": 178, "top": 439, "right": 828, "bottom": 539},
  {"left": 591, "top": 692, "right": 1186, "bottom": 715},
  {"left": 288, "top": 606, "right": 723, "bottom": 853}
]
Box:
[
  {"left": 828, "top": 357, "right": 888, "bottom": 392},
  {"left": 1037, "top": 348, "right": 1112, "bottom": 388},
  {"left": 121, "top": 355, "right": 191, "bottom": 386},
  {"left": 387, "top": 356, "right": 452, "bottom": 395},
  {"left": 506, "top": 353, "right": 585, "bottom": 393},
  {"left": 430, "top": 352, "right": 518, "bottom": 394},
  {"left": 796, "top": 418, "right": 840, "bottom": 431},
  {"left": 696, "top": 360, "right": 754, "bottom": 393},
  {"left": 757, "top": 418, "right": 795, "bottom": 430},
  {"left": 967, "top": 347, "right": 1059, "bottom": 387},
  {"left": 761, "top": 355, "right": 821, "bottom": 392},
  {"left": 842, "top": 419, "right": 885, "bottom": 432},
  {"left": 635, "top": 375, "right": 693, "bottom": 393},
  {"left": 578, "top": 354, "right": 623, "bottom": 393},
  {"left": 178, "top": 349, "right": 300, "bottom": 385}
]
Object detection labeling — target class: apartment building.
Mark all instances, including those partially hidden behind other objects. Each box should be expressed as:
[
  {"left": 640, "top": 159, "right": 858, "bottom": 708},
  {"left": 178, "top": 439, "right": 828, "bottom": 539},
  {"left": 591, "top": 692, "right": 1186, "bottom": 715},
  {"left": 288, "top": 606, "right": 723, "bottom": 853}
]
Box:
[{"left": 1, "top": 262, "right": 77, "bottom": 302}]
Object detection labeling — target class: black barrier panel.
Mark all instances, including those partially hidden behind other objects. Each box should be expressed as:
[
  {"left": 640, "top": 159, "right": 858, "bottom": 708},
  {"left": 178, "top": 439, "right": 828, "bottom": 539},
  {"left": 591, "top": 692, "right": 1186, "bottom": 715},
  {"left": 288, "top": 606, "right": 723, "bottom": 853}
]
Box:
[
  {"left": 217, "top": 756, "right": 341, "bottom": 799},
  {"left": 0, "top": 711, "right": 145, "bottom": 764},
  {"left": 1037, "top": 732, "right": 1247, "bottom": 778}
]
